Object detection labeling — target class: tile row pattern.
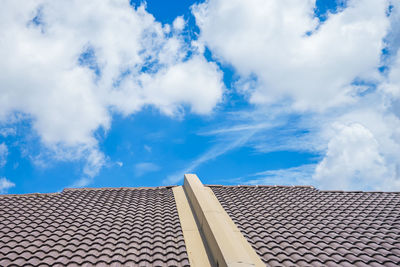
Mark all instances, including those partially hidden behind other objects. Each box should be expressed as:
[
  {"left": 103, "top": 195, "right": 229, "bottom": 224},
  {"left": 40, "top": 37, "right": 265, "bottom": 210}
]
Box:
[
  {"left": 0, "top": 187, "right": 190, "bottom": 266},
  {"left": 210, "top": 185, "right": 400, "bottom": 267}
]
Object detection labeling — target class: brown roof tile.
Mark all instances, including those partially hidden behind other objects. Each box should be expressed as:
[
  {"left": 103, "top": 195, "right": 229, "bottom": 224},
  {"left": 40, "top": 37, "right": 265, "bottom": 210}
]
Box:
[
  {"left": 0, "top": 187, "right": 190, "bottom": 266},
  {"left": 210, "top": 185, "right": 400, "bottom": 266}
]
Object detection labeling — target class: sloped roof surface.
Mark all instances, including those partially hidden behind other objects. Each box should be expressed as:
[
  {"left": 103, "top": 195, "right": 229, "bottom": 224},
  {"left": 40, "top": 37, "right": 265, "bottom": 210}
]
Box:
[
  {"left": 210, "top": 185, "right": 400, "bottom": 267},
  {"left": 0, "top": 187, "right": 189, "bottom": 267}
]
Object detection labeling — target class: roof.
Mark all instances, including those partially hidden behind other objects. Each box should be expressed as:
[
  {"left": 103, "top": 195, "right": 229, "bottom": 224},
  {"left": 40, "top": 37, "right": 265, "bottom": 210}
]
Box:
[
  {"left": 0, "top": 187, "right": 189, "bottom": 267},
  {"left": 210, "top": 185, "right": 400, "bottom": 267},
  {"left": 1, "top": 175, "right": 400, "bottom": 267}
]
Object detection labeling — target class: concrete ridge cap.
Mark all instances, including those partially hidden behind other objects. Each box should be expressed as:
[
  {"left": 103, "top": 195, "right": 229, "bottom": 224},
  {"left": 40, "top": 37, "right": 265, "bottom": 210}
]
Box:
[
  {"left": 183, "top": 174, "right": 265, "bottom": 267},
  {"left": 173, "top": 186, "right": 212, "bottom": 267}
]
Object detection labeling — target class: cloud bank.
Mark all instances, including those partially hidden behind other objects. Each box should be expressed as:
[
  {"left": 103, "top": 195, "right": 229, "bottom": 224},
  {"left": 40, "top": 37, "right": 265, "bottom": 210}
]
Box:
[
  {"left": 0, "top": 0, "right": 224, "bottom": 185},
  {"left": 192, "top": 0, "right": 400, "bottom": 190},
  {"left": 1, "top": 0, "right": 400, "bottom": 191}
]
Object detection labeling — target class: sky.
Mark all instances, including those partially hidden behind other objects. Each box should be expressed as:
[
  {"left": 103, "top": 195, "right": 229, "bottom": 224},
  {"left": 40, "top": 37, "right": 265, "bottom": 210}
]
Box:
[{"left": 1, "top": 0, "right": 400, "bottom": 194}]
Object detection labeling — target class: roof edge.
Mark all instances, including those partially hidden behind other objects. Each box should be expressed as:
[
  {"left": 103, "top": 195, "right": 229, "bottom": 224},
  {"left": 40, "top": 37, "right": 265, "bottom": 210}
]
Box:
[
  {"left": 3, "top": 184, "right": 399, "bottom": 197},
  {"left": 207, "top": 184, "right": 400, "bottom": 193},
  {"left": 319, "top": 190, "right": 400, "bottom": 193},
  {"left": 206, "top": 184, "right": 316, "bottom": 189}
]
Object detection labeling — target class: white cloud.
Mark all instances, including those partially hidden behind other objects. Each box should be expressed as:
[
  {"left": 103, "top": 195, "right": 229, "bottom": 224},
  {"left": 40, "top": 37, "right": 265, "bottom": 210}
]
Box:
[
  {"left": 134, "top": 162, "right": 160, "bottom": 177},
  {"left": 313, "top": 123, "right": 400, "bottom": 191},
  {"left": 70, "top": 177, "right": 92, "bottom": 188},
  {"left": 0, "top": 0, "right": 224, "bottom": 184},
  {"left": 116, "top": 161, "right": 123, "bottom": 167},
  {"left": 385, "top": 0, "right": 400, "bottom": 58},
  {"left": 0, "top": 128, "right": 16, "bottom": 137},
  {"left": 83, "top": 149, "right": 106, "bottom": 178},
  {"left": 384, "top": 49, "right": 400, "bottom": 99},
  {"left": 0, "top": 143, "right": 8, "bottom": 168},
  {"left": 199, "top": 121, "right": 274, "bottom": 135},
  {"left": 226, "top": 97, "right": 399, "bottom": 192},
  {"left": 0, "top": 177, "right": 15, "bottom": 193},
  {"left": 112, "top": 55, "right": 224, "bottom": 116},
  {"left": 238, "top": 115, "right": 400, "bottom": 191},
  {"left": 173, "top": 16, "right": 185, "bottom": 31},
  {"left": 193, "top": 0, "right": 389, "bottom": 111}
]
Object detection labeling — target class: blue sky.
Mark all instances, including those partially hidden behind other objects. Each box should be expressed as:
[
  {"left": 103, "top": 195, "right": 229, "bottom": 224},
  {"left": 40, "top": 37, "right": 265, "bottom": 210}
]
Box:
[{"left": 1, "top": 0, "right": 400, "bottom": 194}]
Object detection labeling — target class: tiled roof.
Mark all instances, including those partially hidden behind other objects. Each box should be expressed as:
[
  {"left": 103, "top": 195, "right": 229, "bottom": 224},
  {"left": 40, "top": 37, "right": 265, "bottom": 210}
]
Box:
[
  {"left": 0, "top": 187, "right": 189, "bottom": 267},
  {"left": 210, "top": 185, "right": 400, "bottom": 267},
  {"left": 2, "top": 176, "right": 400, "bottom": 267}
]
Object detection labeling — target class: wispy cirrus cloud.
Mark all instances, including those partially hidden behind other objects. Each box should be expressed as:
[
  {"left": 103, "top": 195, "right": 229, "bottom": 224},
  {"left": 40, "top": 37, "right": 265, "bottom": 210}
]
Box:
[
  {"left": 238, "top": 164, "right": 316, "bottom": 187},
  {"left": 165, "top": 109, "right": 283, "bottom": 184},
  {"left": 134, "top": 162, "right": 160, "bottom": 177},
  {"left": 165, "top": 125, "right": 259, "bottom": 184}
]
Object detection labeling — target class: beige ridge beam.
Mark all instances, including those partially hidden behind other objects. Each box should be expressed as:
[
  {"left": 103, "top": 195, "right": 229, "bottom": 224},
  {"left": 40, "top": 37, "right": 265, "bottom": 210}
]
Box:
[
  {"left": 173, "top": 186, "right": 212, "bottom": 267},
  {"left": 182, "top": 174, "right": 265, "bottom": 267}
]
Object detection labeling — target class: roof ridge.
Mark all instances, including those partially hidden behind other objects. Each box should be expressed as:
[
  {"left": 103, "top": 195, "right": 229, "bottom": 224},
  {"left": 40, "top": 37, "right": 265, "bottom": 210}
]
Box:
[
  {"left": 0, "top": 192, "right": 60, "bottom": 198},
  {"left": 319, "top": 190, "right": 400, "bottom": 193},
  {"left": 62, "top": 186, "right": 176, "bottom": 192}
]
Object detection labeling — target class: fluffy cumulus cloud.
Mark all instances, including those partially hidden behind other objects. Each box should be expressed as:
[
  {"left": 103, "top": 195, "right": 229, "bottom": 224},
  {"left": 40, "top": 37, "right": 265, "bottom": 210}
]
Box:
[
  {"left": 112, "top": 55, "right": 223, "bottom": 116},
  {"left": 193, "top": 0, "right": 389, "bottom": 110},
  {"left": 314, "top": 123, "right": 396, "bottom": 190},
  {"left": 0, "top": 0, "right": 224, "bottom": 185},
  {"left": 194, "top": 0, "right": 400, "bottom": 190},
  {"left": 0, "top": 177, "right": 15, "bottom": 193}
]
